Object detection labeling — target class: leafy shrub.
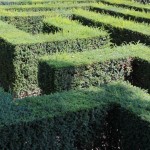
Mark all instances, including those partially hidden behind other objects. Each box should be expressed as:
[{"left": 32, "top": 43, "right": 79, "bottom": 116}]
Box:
[{"left": 0, "top": 81, "right": 150, "bottom": 149}]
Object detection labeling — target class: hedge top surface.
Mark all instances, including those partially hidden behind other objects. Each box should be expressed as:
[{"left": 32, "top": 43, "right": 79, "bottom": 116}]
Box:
[
  {"left": 0, "top": 9, "right": 58, "bottom": 16},
  {"left": 0, "top": 16, "right": 107, "bottom": 44},
  {"left": 43, "top": 16, "right": 95, "bottom": 31},
  {"left": 0, "top": 2, "right": 92, "bottom": 9},
  {"left": 0, "top": 0, "right": 95, "bottom": 3},
  {"left": 91, "top": 3, "right": 150, "bottom": 20},
  {"left": 0, "top": 0, "right": 96, "bottom": 5},
  {"left": 0, "top": 81, "right": 150, "bottom": 127},
  {"left": 103, "top": 0, "right": 150, "bottom": 10},
  {"left": 40, "top": 43, "right": 150, "bottom": 68},
  {"left": 73, "top": 9, "right": 150, "bottom": 36}
]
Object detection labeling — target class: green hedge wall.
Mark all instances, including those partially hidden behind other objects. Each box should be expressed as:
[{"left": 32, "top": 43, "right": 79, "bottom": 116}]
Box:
[
  {"left": 0, "top": 39, "right": 15, "bottom": 91},
  {"left": 129, "top": 58, "right": 150, "bottom": 93},
  {"left": 0, "top": 37, "right": 109, "bottom": 97},
  {"left": 0, "top": 18, "right": 109, "bottom": 97},
  {"left": 0, "top": 106, "right": 111, "bottom": 150},
  {"left": 0, "top": 81, "right": 150, "bottom": 149},
  {"left": 90, "top": 5, "right": 150, "bottom": 24},
  {"left": 0, "top": 15, "right": 63, "bottom": 34},
  {"left": 135, "top": 0, "right": 150, "bottom": 4},
  {"left": 5, "top": 3, "right": 90, "bottom": 12},
  {"left": 39, "top": 58, "right": 132, "bottom": 94},
  {"left": 117, "top": 106, "right": 150, "bottom": 150},
  {"left": 0, "top": 0, "right": 96, "bottom": 5},
  {"left": 101, "top": 0, "right": 150, "bottom": 12},
  {"left": 0, "top": 0, "right": 52, "bottom": 5},
  {"left": 0, "top": 16, "right": 44, "bottom": 34},
  {"left": 39, "top": 43, "right": 150, "bottom": 94},
  {"left": 72, "top": 10, "right": 150, "bottom": 45}
]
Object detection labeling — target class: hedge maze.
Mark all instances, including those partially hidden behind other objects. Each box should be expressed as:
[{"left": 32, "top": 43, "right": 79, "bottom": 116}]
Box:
[{"left": 0, "top": 0, "right": 150, "bottom": 149}]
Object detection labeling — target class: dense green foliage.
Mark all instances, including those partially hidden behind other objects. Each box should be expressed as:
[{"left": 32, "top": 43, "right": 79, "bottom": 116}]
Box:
[
  {"left": 0, "top": 15, "right": 109, "bottom": 97},
  {"left": 90, "top": 3, "right": 150, "bottom": 24},
  {"left": 0, "top": 3, "right": 91, "bottom": 11},
  {"left": 0, "top": 0, "right": 150, "bottom": 149},
  {"left": 102, "top": 0, "right": 150, "bottom": 12},
  {"left": 73, "top": 9, "right": 150, "bottom": 45},
  {"left": 0, "top": 81, "right": 150, "bottom": 149},
  {"left": 0, "top": 0, "right": 96, "bottom": 5},
  {"left": 39, "top": 43, "right": 150, "bottom": 94}
]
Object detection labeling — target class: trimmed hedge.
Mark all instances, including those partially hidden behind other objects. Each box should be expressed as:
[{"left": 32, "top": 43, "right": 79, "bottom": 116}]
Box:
[
  {"left": 135, "top": 0, "right": 150, "bottom": 4},
  {"left": 0, "top": 10, "right": 57, "bottom": 34},
  {"left": 72, "top": 9, "right": 150, "bottom": 45},
  {"left": 0, "top": 0, "right": 96, "bottom": 5},
  {"left": 129, "top": 58, "right": 150, "bottom": 93},
  {"left": 2, "top": 3, "right": 91, "bottom": 12},
  {"left": 39, "top": 43, "right": 150, "bottom": 94},
  {"left": 0, "top": 81, "right": 150, "bottom": 149},
  {"left": 0, "top": 15, "right": 45, "bottom": 34},
  {"left": 0, "top": 0, "right": 52, "bottom": 5},
  {"left": 39, "top": 58, "right": 132, "bottom": 94},
  {"left": 90, "top": 3, "right": 150, "bottom": 24},
  {"left": 0, "top": 18, "right": 110, "bottom": 97},
  {"left": 101, "top": 0, "right": 150, "bottom": 12}
]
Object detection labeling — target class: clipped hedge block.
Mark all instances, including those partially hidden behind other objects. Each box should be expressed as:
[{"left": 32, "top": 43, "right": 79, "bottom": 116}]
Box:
[
  {"left": 135, "top": 0, "right": 150, "bottom": 4},
  {"left": 90, "top": 3, "right": 150, "bottom": 24},
  {"left": 0, "top": 0, "right": 95, "bottom": 5},
  {"left": 0, "top": 81, "right": 150, "bottom": 149},
  {"left": 39, "top": 58, "right": 132, "bottom": 94},
  {"left": 72, "top": 9, "right": 150, "bottom": 45},
  {"left": 4, "top": 3, "right": 91, "bottom": 12},
  {"left": 0, "top": 38, "right": 109, "bottom": 97},
  {"left": 39, "top": 43, "right": 150, "bottom": 94},
  {"left": 101, "top": 0, "right": 150, "bottom": 12},
  {"left": 129, "top": 58, "right": 150, "bottom": 93},
  {"left": 0, "top": 18, "right": 109, "bottom": 97},
  {"left": 0, "top": 16, "right": 44, "bottom": 34}
]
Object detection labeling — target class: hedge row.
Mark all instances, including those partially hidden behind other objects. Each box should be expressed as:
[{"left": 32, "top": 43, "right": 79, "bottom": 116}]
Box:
[
  {"left": 0, "top": 81, "right": 150, "bottom": 149},
  {"left": 90, "top": 3, "right": 150, "bottom": 24},
  {"left": 1, "top": 3, "right": 91, "bottom": 12},
  {"left": 129, "top": 58, "right": 150, "bottom": 93},
  {"left": 39, "top": 43, "right": 150, "bottom": 94},
  {"left": 0, "top": 18, "right": 110, "bottom": 97},
  {"left": 39, "top": 57, "right": 132, "bottom": 94},
  {"left": 0, "top": 15, "right": 45, "bottom": 34},
  {"left": 101, "top": 0, "right": 150, "bottom": 12},
  {"left": 0, "top": 0, "right": 96, "bottom": 5},
  {"left": 0, "top": 10, "right": 58, "bottom": 34},
  {"left": 135, "top": 0, "right": 150, "bottom": 4},
  {"left": 0, "top": 16, "right": 109, "bottom": 43},
  {"left": 72, "top": 9, "right": 150, "bottom": 45}
]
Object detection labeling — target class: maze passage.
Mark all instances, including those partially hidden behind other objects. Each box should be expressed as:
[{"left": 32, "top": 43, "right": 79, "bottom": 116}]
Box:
[
  {"left": 0, "top": 0, "right": 149, "bottom": 97},
  {"left": 102, "top": 0, "right": 150, "bottom": 12},
  {"left": 73, "top": 9, "right": 150, "bottom": 45},
  {"left": 0, "top": 0, "right": 150, "bottom": 149},
  {"left": 90, "top": 3, "right": 150, "bottom": 24},
  {"left": 0, "top": 8, "right": 110, "bottom": 97}
]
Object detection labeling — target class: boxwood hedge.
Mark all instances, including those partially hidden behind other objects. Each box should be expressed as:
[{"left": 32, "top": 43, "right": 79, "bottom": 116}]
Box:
[
  {"left": 0, "top": 0, "right": 96, "bottom": 5},
  {"left": 101, "top": 0, "right": 150, "bottom": 12},
  {"left": 39, "top": 43, "right": 150, "bottom": 94},
  {"left": 90, "top": 3, "right": 150, "bottom": 24},
  {"left": 72, "top": 9, "right": 150, "bottom": 45},
  {"left": 2, "top": 3, "right": 91, "bottom": 11},
  {"left": 0, "top": 81, "right": 149, "bottom": 149},
  {"left": 0, "top": 17, "right": 110, "bottom": 97}
]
